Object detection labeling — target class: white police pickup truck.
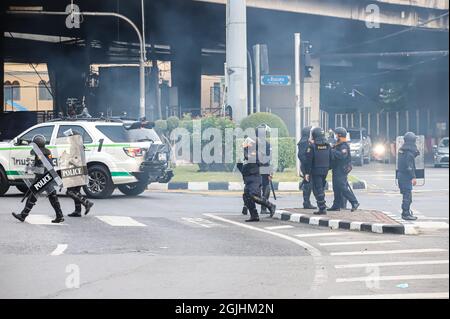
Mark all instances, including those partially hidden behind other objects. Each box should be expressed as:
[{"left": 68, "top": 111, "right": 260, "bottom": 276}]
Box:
[{"left": 0, "top": 119, "right": 173, "bottom": 198}]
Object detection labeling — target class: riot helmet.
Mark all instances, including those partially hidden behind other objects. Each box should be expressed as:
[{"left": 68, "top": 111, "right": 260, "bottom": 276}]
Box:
[
  {"left": 404, "top": 132, "right": 417, "bottom": 145},
  {"left": 301, "top": 126, "right": 312, "bottom": 141},
  {"left": 334, "top": 127, "right": 348, "bottom": 138},
  {"left": 311, "top": 127, "right": 326, "bottom": 143},
  {"left": 32, "top": 134, "right": 46, "bottom": 148}
]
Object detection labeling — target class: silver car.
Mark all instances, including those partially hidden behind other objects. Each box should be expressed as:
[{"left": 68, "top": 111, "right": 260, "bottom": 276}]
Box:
[{"left": 433, "top": 137, "right": 449, "bottom": 168}]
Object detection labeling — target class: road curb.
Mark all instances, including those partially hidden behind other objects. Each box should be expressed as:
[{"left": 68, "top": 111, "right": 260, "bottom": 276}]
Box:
[
  {"left": 149, "top": 180, "right": 367, "bottom": 192},
  {"left": 272, "top": 210, "right": 418, "bottom": 235}
]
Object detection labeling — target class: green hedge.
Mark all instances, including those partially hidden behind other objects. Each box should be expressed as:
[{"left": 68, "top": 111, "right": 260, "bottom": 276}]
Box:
[
  {"left": 239, "top": 112, "right": 290, "bottom": 138},
  {"left": 277, "top": 137, "right": 296, "bottom": 172}
]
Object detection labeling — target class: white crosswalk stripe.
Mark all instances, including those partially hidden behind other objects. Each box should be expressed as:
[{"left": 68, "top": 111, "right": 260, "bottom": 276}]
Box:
[
  {"left": 334, "top": 260, "right": 450, "bottom": 269},
  {"left": 319, "top": 240, "right": 398, "bottom": 246},
  {"left": 336, "top": 274, "right": 449, "bottom": 283},
  {"left": 96, "top": 216, "right": 146, "bottom": 227},
  {"left": 330, "top": 248, "right": 448, "bottom": 256},
  {"left": 182, "top": 217, "right": 223, "bottom": 228},
  {"left": 329, "top": 292, "right": 449, "bottom": 299},
  {"left": 24, "top": 215, "right": 67, "bottom": 226},
  {"left": 264, "top": 225, "right": 295, "bottom": 230},
  {"left": 295, "top": 232, "right": 347, "bottom": 238}
]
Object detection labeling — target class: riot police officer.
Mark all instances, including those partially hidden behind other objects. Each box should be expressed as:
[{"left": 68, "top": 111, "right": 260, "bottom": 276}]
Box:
[
  {"left": 64, "top": 130, "right": 94, "bottom": 218},
  {"left": 398, "top": 132, "right": 419, "bottom": 221},
  {"left": 237, "top": 137, "right": 276, "bottom": 222},
  {"left": 12, "top": 135, "right": 65, "bottom": 223},
  {"left": 297, "top": 126, "right": 316, "bottom": 209},
  {"left": 329, "top": 127, "right": 360, "bottom": 212},
  {"left": 304, "top": 127, "right": 332, "bottom": 215},
  {"left": 257, "top": 124, "right": 273, "bottom": 215}
]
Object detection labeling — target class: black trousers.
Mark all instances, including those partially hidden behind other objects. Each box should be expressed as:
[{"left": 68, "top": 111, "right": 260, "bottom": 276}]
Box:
[
  {"left": 332, "top": 172, "right": 358, "bottom": 208},
  {"left": 67, "top": 186, "right": 88, "bottom": 212},
  {"left": 261, "top": 174, "right": 271, "bottom": 199},
  {"left": 399, "top": 179, "right": 413, "bottom": 212},
  {"left": 311, "top": 174, "right": 327, "bottom": 211},
  {"left": 22, "top": 191, "right": 62, "bottom": 218},
  {"left": 243, "top": 175, "right": 262, "bottom": 215}
]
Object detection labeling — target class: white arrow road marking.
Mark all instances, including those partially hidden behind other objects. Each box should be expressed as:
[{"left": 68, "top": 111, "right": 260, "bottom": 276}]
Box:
[
  {"left": 264, "top": 225, "right": 295, "bottom": 230},
  {"left": 336, "top": 274, "right": 449, "bottom": 283},
  {"left": 329, "top": 292, "right": 449, "bottom": 299},
  {"left": 335, "top": 260, "right": 450, "bottom": 269},
  {"left": 96, "top": 216, "right": 146, "bottom": 227},
  {"left": 50, "top": 244, "right": 68, "bottom": 256},
  {"left": 204, "top": 214, "right": 328, "bottom": 294},
  {"left": 330, "top": 248, "right": 448, "bottom": 256},
  {"left": 25, "top": 215, "right": 67, "bottom": 226},
  {"left": 319, "top": 240, "right": 398, "bottom": 246}
]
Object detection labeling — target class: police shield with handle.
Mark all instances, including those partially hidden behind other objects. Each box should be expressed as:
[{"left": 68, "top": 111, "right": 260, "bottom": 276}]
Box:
[
  {"left": 304, "top": 127, "right": 333, "bottom": 215},
  {"left": 237, "top": 137, "right": 277, "bottom": 222},
  {"left": 12, "top": 135, "right": 65, "bottom": 224},
  {"left": 297, "top": 126, "right": 317, "bottom": 209},
  {"left": 329, "top": 127, "right": 360, "bottom": 212},
  {"left": 396, "top": 132, "right": 423, "bottom": 221},
  {"left": 58, "top": 129, "right": 93, "bottom": 217}
]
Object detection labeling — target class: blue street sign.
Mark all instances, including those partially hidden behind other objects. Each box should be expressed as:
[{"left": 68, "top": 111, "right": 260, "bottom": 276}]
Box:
[{"left": 261, "top": 75, "right": 291, "bottom": 86}]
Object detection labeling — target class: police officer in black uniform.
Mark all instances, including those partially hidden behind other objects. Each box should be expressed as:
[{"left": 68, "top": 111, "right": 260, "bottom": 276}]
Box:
[
  {"left": 12, "top": 135, "right": 65, "bottom": 223},
  {"left": 257, "top": 124, "right": 273, "bottom": 215},
  {"left": 304, "top": 127, "right": 332, "bottom": 215},
  {"left": 64, "top": 130, "right": 94, "bottom": 218},
  {"left": 398, "top": 132, "right": 419, "bottom": 221},
  {"left": 237, "top": 137, "right": 276, "bottom": 222},
  {"left": 329, "top": 127, "right": 360, "bottom": 212},
  {"left": 297, "top": 126, "right": 316, "bottom": 209}
]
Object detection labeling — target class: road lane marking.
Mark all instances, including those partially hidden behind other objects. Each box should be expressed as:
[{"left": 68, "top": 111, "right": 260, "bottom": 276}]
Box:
[
  {"left": 204, "top": 214, "right": 328, "bottom": 294},
  {"left": 334, "top": 260, "right": 450, "bottom": 269},
  {"left": 330, "top": 248, "right": 448, "bottom": 256},
  {"left": 329, "top": 292, "right": 449, "bottom": 299},
  {"left": 264, "top": 225, "right": 295, "bottom": 230},
  {"left": 336, "top": 274, "right": 449, "bottom": 283},
  {"left": 410, "top": 222, "right": 449, "bottom": 229},
  {"left": 319, "top": 240, "right": 398, "bottom": 246},
  {"left": 295, "top": 233, "right": 347, "bottom": 238},
  {"left": 50, "top": 244, "right": 68, "bottom": 256},
  {"left": 181, "top": 217, "right": 223, "bottom": 228},
  {"left": 25, "top": 215, "right": 67, "bottom": 226},
  {"left": 96, "top": 216, "right": 146, "bottom": 227}
]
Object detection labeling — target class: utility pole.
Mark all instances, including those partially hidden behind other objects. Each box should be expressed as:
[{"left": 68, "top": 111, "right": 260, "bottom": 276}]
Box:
[
  {"left": 294, "top": 33, "right": 302, "bottom": 176},
  {"left": 247, "top": 50, "right": 254, "bottom": 114},
  {"left": 254, "top": 44, "right": 261, "bottom": 113}
]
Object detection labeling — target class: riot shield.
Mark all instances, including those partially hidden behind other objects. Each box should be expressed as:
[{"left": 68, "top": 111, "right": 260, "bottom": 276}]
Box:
[
  {"left": 396, "top": 135, "right": 425, "bottom": 186},
  {"left": 55, "top": 135, "right": 88, "bottom": 188},
  {"left": 19, "top": 143, "right": 63, "bottom": 199}
]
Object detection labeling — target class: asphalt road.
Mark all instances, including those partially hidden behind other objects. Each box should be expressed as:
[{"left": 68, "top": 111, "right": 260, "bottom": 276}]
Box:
[{"left": 0, "top": 163, "right": 448, "bottom": 299}]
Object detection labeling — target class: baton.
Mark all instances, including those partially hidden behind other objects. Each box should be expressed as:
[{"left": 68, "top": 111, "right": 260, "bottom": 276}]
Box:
[{"left": 270, "top": 179, "right": 277, "bottom": 201}]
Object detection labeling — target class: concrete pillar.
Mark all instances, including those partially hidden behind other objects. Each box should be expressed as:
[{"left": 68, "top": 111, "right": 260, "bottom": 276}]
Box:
[
  {"left": 0, "top": 4, "right": 4, "bottom": 113},
  {"left": 302, "top": 56, "right": 320, "bottom": 127},
  {"left": 226, "top": 0, "right": 248, "bottom": 122}
]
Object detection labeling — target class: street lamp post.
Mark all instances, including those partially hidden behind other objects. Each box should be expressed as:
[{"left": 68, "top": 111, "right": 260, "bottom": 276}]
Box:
[{"left": 7, "top": 10, "right": 147, "bottom": 119}]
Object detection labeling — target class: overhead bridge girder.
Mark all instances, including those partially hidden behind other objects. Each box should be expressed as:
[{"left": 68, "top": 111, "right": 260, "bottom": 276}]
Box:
[{"left": 195, "top": 0, "right": 449, "bottom": 30}]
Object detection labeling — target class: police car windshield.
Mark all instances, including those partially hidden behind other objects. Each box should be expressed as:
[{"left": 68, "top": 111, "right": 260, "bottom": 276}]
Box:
[
  {"left": 440, "top": 138, "right": 449, "bottom": 148},
  {"left": 348, "top": 131, "right": 361, "bottom": 141},
  {"left": 96, "top": 125, "right": 161, "bottom": 143}
]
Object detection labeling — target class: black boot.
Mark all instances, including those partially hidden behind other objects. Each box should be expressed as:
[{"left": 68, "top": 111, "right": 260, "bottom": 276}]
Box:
[
  {"left": 12, "top": 212, "right": 27, "bottom": 222},
  {"left": 252, "top": 196, "right": 276, "bottom": 218},
  {"left": 303, "top": 202, "right": 317, "bottom": 210},
  {"left": 260, "top": 186, "right": 271, "bottom": 214},
  {"left": 246, "top": 210, "right": 260, "bottom": 222},
  {"left": 402, "top": 210, "right": 418, "bottom": 221},
  {"left": 242, "top": 206, "right": 248, "bottom": 215},
  {"left": 351, "top": 202, "right": 360, "bottom": 212},
  {"left": 314, "top": 208, "right": 327, "bottom": 215},
  {"left": 84, "top": 201, "right": 94, "bottom": 215},
  {"left": 68, "top": 211, "right": 82, "bottom": 218},
  {"left": 328, "top": 206, "right": 341, "bottom": 212},
  {"left": 49, "top": 196, "right": 64, "bottom": 223}
]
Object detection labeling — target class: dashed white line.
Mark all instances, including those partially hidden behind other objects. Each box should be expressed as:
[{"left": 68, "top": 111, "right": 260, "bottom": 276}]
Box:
[
  {"left": 329, "top": 292, "right": 449, "bottom": 299},
  {"left": 334, "top": 260, "right": 450, "bottom": 269},
  {"left": 264, "top": 225, "right": 295, "bottom": 230},
  {"left": 96, "top": 216, "right": 146, "bottom": 227},
  {"left": 50, "top": 244, "right": 68, "bottom": 256},
  {"left": 295, "top": 232, "right": 347, "bottom": 238},
  {"left": 336, "top": 274, "right": 449, "bottom": 283},
  {"left": 319, "top": 240, "right": 398, "bottom": 247},
  {"left": 330, "top": 248, "right": 448, "bottom": 256},
  {"left": 181, "top": 217, "right": 222, "bottom": 228}
]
